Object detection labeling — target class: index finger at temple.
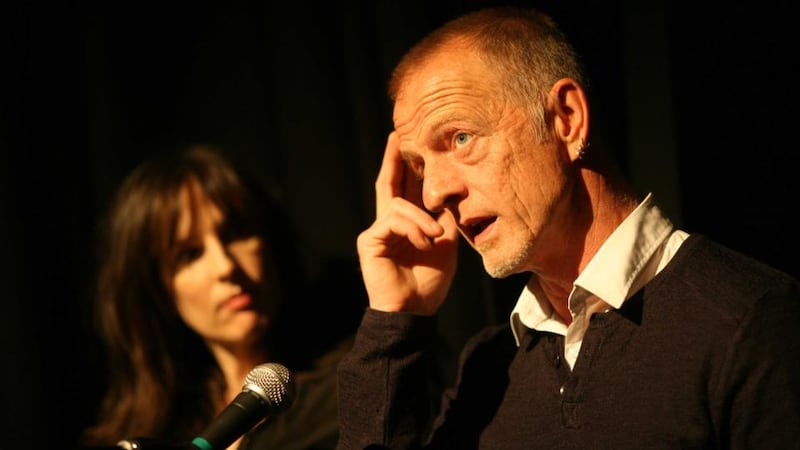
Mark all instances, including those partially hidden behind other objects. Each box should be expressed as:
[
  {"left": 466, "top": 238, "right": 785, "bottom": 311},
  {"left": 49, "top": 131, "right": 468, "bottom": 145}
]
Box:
[{"left": 375, "top": 132, "right": 404, "bottom": 215}]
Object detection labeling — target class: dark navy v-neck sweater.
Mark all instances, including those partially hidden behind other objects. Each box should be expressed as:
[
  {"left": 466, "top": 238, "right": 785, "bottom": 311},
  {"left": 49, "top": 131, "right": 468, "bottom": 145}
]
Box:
[{"left": 337, "top": 235, "right": 800, "bottom": 449}]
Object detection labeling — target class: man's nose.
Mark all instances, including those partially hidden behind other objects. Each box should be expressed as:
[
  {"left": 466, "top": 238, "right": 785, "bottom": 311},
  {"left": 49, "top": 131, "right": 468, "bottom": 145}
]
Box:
[{"left": 422, "top": 162, "right": 465, "bottom": 213}]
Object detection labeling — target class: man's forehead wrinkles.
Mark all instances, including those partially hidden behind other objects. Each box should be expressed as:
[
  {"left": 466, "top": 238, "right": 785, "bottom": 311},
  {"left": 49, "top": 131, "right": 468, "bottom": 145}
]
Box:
[
  {"left": 397, "top": 88, "right": 470, "bottom": 138},
  {"left": 398, "top": 77, "right": 469, "bottom": 114}
]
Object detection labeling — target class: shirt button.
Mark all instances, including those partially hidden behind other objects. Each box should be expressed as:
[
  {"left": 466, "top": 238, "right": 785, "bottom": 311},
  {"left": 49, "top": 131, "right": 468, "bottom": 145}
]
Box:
[{"left": 559, "top": 386, "right": 565, "bottom": 395}]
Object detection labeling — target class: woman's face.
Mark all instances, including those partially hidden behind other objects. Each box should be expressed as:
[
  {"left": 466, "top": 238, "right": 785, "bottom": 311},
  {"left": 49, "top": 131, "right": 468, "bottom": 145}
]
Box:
[{"left": 170, "top": 186, "right": 272, "bottom": 352}]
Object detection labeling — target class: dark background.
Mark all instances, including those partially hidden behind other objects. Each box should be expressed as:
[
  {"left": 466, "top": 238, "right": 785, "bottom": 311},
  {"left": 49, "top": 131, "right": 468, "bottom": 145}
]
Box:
[{"left": 1, "top": 1, "right": 797, "bottom": 448}]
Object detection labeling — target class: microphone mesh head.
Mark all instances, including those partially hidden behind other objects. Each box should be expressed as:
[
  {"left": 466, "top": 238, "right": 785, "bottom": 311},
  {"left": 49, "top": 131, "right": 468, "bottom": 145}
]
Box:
[{"left": 243, "top": 362, "right": 296, "bottom": 412}]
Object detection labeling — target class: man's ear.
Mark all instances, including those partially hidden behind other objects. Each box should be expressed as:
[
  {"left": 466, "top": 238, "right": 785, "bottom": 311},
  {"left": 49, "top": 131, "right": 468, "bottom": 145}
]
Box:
[{"left": 550, "top": 78, "right": 590, "bottom": 161}]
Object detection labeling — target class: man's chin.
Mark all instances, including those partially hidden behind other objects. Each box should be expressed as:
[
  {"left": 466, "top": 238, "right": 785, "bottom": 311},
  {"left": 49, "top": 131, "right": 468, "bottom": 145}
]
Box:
[
  {"left": 482, "top": 258, "right": 515, "bottom": 279},
  {"left": 480, "top": 247, "right": 529, "bottom": 279}
]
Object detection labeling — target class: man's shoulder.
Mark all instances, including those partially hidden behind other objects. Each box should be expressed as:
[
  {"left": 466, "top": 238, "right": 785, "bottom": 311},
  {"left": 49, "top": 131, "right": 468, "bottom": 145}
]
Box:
[
  {"left": 651, "top": 233, "right": 800, "bottom": 315},
  {"left": 671, "top": 234, "right": 797, "bottom": 287}
]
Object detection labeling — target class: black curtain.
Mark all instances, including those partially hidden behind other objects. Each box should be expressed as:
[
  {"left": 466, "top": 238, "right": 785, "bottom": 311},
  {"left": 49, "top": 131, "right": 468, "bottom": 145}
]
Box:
[{"left": 1, "top": 1, "right": 797, "bottom": 448}]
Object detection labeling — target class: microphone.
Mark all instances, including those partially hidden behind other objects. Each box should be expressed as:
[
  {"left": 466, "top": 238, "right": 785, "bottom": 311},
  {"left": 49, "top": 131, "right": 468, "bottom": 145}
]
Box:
[{"left": 189, "top": 362, "right": 296, "bottom": 450}]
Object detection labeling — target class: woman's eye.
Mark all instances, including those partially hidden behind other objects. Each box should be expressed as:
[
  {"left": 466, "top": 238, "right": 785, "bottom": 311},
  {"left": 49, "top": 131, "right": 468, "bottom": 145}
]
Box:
[
  {"left": 176, "top": 246, "right": 203, "bottom": 266},
  {"left": 218, "top": 219, "right": 260, "bottom": 243},
  {"left": 454, "top": 132, "right": 471, "bottom": 147}
]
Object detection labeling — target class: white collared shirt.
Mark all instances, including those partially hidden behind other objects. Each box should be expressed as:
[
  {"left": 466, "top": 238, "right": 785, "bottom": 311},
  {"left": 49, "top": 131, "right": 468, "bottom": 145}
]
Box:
[{"left": 509, "top": 193, "right": 689, "bottom": 368}]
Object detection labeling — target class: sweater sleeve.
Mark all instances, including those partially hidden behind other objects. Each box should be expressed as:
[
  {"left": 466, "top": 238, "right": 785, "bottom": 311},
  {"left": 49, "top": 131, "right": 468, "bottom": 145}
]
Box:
[{"left": 336, "top": 308, "right": 438, "bottom": 450}]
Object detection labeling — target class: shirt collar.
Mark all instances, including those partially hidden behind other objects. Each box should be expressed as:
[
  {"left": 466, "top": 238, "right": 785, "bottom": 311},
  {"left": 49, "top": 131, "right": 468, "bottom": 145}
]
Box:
[{"left": 509, "top": 193, "right": 675, "bottom": 346}]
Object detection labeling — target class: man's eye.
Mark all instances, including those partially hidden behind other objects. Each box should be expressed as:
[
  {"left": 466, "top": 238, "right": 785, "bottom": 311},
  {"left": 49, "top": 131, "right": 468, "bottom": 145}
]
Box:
[{"left": 455, "top": 132, "right": 471, "bottom": 146}]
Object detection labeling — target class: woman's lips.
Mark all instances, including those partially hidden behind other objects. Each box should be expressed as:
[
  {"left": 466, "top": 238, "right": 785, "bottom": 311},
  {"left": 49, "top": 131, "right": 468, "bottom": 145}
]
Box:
[{"left": 222, "top": 293, "right": 252, "bottom": 310}]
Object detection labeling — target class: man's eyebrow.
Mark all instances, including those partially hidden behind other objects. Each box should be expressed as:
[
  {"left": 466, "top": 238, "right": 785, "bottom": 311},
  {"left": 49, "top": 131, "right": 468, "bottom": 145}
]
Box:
[
  {"left": 405, "top": 116, "right": 458, "bottom": 151},
  {"left": 426, "top": 114, "right": 460, "bottom": 135}
]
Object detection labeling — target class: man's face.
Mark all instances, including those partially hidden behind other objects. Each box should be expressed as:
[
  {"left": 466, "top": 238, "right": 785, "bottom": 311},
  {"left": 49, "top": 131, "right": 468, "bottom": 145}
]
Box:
[{"left": 392, "top": 43, "right": 573, "bottom": 278}]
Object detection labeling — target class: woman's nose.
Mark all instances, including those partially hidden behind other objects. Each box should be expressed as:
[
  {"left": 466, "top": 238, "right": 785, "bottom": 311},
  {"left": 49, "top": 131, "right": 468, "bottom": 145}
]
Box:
[{"left": 205, "top": 236, "right": 235, "bottom": 277}]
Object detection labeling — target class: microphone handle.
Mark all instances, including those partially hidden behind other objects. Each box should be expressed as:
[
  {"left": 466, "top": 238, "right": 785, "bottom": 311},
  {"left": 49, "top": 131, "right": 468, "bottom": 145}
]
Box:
[{"left": 190, "top": 390, "right": 267, "bottom": 450}]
